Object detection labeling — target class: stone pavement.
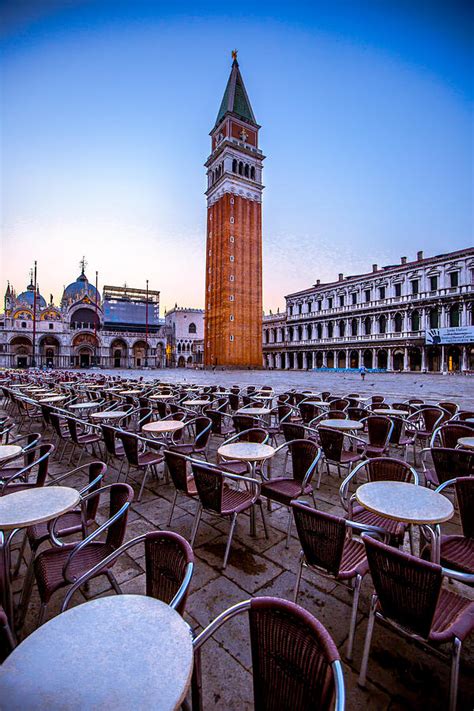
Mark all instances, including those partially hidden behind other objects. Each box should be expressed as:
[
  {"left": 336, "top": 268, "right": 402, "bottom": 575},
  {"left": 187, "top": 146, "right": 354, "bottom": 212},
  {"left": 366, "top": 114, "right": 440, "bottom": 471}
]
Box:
[{"left": 4, "top": 393, "right": 474, "bottom": 710}]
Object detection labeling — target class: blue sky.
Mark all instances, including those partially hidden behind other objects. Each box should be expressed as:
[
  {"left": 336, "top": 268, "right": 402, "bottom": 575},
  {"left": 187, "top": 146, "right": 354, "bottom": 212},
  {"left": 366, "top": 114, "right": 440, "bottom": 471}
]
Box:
[{"left": 1, "top": 1, "right": 472, "bottom": 313}]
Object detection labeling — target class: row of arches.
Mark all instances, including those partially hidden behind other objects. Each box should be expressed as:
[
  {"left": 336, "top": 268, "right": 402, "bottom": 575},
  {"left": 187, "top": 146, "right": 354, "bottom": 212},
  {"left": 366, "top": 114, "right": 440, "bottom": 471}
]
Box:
[
  {"left": 231, "top": 159, "right": 256, "bottom": 181},
  {"left": 265, "top": 346, "right": 474, "bottom": 372}
]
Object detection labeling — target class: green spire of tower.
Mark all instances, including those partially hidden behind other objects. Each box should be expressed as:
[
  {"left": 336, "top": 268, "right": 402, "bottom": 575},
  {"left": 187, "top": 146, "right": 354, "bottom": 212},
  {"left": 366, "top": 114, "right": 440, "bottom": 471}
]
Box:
[{"left": 215, "top": 51, "right": 257, "bottom": 128}]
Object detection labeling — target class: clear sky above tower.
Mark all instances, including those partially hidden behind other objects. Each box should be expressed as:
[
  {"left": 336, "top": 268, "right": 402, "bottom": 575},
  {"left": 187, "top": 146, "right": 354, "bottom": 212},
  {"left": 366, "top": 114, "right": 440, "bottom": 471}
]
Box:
[{"left": 1, "top": 0, "right": 472, "bottom": 313}]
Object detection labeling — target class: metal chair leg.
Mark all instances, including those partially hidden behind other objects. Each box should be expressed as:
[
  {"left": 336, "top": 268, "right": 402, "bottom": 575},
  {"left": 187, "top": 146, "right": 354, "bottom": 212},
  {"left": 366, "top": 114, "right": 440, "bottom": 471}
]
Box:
[
  {"left": 190, "top": 505, "right": 203, "bottom": 547},
  {"left": 293, "top": 552, "right": 304, "bottom": 602},
  {"left": 449, "top": 638, "right": 462, "bottom": 711},
  {"left": 37, "top": 602, "right": 48, "bottom": 627},
  {"left": 223, "top": 513, "right": 238, "bottom": 569},
  {"left": 346, "top": 574, "right": 362, "bottom": 660},
  {"left": 358, "top": 594, "right": 377, "bottom": 687},
  {"left": 106, "top": 570, "right": 122, "bottom": 595},
  {"left": 168, "top": 491, "right": 178, "bottom": 526},
  {"left": 258, "top": 502, "right": 268, "bottom": 538},
  {"left": 285, "top": 509, "right": 293, "bottom": 548},
  {"left": 137, "top": 467, "right": 149, "bottom": 502}
]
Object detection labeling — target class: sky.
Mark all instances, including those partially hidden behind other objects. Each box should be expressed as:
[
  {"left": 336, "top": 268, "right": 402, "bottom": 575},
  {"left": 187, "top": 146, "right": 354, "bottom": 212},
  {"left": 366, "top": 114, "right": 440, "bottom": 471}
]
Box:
[{"left": 1, "top": 0, "right": 473, "bottom": 314}]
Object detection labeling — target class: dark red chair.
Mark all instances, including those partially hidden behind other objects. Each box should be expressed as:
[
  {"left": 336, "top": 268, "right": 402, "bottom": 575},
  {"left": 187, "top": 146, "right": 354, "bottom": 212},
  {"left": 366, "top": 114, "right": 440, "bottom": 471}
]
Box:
[
  {"left": 318, "top": 426, "right": 366, "bottom": 480},
  {"left": 359, "top": 536, "right": 474, "bottom": 711},
  {"left": 339, "top": 457, "right": 418, "bottom": 550},
  {"left": 261, "top": 440, "right": 321, "bottom": 546},
  {"left": 358, "top": 415, "right": 393, "bottom": 457},
  {"left": 0, "top": 444, "right": 54, "bottom": 496},
  {"left": 0, "top": 605, "right": 15, "bottom": 663},
  {"left": 433, "top": 477, "right": 474, "bottom": 575},
  {"left": 61, "top": 530, "right": 194, "bottom": 616},
  {"left": 421, "top": 447, "right": 474, "bottom": 488},
  {"left": 291, "top": 500, "right": 386, "bottom": 659},
  {"left": 192, "top": 596, "right": 345, "bottom": 711},
  {"left": 190, "top": 461, "right": 267, "bottom": 569},
  {"left": 163, "top": 449, "right": 198, "bottom": 527},
  {"left": 65, "top": 417, "right": 102, "bottom": 465},
  {"left": 430, "top": 422, "right": 473, "bottom": 449},
  {"left": 169, "top": 416, "right": 212, "bottom": 459},
  {"left": 33, "top": 482, "right": 134, "bottom": 626},
  {"left": 117, "top": 431, "right": 164, "bottom": 501}
]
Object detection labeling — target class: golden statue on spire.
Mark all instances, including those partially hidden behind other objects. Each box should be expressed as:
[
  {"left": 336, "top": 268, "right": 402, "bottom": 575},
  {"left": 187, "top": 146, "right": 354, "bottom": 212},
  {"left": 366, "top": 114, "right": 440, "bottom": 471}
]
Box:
[{"left": 231, "top": 49, "right": 238, "bottom": 61}]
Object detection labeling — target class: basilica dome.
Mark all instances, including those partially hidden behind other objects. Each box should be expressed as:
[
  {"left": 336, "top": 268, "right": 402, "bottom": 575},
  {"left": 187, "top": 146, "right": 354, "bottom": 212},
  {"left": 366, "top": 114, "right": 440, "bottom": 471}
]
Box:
[
  {"left": 61, "top": 270, "right": 100, "bottom": 306},
  {"left": 17, "top": 282, "right": 47, "bottom": 309}
]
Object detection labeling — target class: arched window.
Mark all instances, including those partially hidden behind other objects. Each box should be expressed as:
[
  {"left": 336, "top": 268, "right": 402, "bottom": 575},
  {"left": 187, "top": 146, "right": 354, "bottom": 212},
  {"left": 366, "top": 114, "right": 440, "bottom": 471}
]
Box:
[
  {"left": 317, "top": 323, "right": 322, "bottom": 339},
  {"left": 351, "top": 318, "right": 358, "bottom": 336},
  {"left": 339, "top": 320, "right": 345, "bottom": 337},
  {"left": 411, "top": 310, "right": 420, "bottom": 331},
  {"left": 394, "top": 313, "right": 403, "bottom": 333},
  {"left": 327, "top": 321, "right": 334, "bottom": 338},
  {"left": 364, "top": 316, "right": 371, "bottom": 335},
  {"left": 449, "top": 304, "right": 460, "bottom": 327},
  {"left": 379, "top": 315, "right": 386, "bottom": 334},
  {"left": 250, "top": 166, "right": 255, "bottom": 180},
  {"left": 238, "top": 162, "right": 243, "bottom": 175},
  {"left": 232, "top": 159, "right": 237, "bottom": 173},
  {"left": 297, "top": 326, "right": 303, "bottom": 341},
  {"left": 429, "top": 309, "right": 439, "bottom": 329},
  {"left": 244, "top": 164, "right": 249, "bottom": 178},
  {"left": 188, "top": 322, "right": 197, "bottom": 334}
]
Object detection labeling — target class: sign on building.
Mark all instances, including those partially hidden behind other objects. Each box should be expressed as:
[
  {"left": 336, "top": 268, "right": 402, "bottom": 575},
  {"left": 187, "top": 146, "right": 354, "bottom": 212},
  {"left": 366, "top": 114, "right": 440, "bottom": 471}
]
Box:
[{"left": 425, "top": 327, "right": 474, "bottom": 345}]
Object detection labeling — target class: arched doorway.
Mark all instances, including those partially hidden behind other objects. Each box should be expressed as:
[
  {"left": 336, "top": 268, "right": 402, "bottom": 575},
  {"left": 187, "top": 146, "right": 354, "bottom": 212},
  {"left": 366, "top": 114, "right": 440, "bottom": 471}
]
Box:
[
  {"left": 337, "top": 351, "right": 346, "bottom": 368},
  {"left": 377, "top": 350, "right": 388, "bottom": 369},
  {"left": 349, "top": 350, "right": 359, "bottom": 369},
  {"left": 447, "top": 346, "right": 461, "bottom": 372},
  {"left": 110, "top": 339, "right": 128, "bottom": 368},
  {"left": 363, "top": 350, "right": 373, "bottom": 369},
  {"left": 316, "top": 351, "right": 323, "bottom": 368},
  {"left": 10, "top": 336, "right": 32, "bottom": 368},
  {"left": 427, "top": 347, "right": 440, "bottom": 372},
  {"left": 72, "top": 333, "right": 98, "bottom": 368},
  {"left": 297, "top": 352, "right": 304, "bottom": 370},
  {"left": 327, "top": 351, "right": 334, "bottom": 368},
  {"left": 70, "top": 307, "right": 100, "bottom": 331},
  {"left": 393, "top": 350, "right": 404, "bottom": 371},
  {"left": 468, "top": 347, "right": 474, "bottom": 371},
  {"left": 39, "top": 336, "right": 60, "bottom": 368},
  {"left": 177, "top": 356, "right": 186, "bottom": 368},
  {"left": 132, "top": 340, "right": 148, "bottom": 368},
  {"left": 288, "top": 353, "right": 294, "bottom": 369},
  {"left": 408, "top": 347, "right": 422, "bottom": 371}
]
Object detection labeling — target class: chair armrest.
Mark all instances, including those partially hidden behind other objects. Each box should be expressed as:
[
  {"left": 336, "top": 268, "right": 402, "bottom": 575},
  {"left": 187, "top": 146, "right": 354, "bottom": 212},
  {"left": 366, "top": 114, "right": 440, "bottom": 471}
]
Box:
[
  {"left": 169, "top": 561, "right": 194, "bottom": 612},
  {"left": 221, "top": 472, "right": 261, "bottom": 499},
  {"left": 441, "top": 568, "right": 474, "bottom": 585},
  {"left": 346, "top": 519, "right": 390, "bottom": 542}
]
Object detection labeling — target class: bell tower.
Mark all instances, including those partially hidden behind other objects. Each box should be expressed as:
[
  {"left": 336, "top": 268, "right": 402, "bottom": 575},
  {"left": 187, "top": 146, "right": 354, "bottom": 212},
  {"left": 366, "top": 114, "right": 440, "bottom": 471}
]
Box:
[{"left": 204, "top": 52, "right": 264, "bottom": 367}]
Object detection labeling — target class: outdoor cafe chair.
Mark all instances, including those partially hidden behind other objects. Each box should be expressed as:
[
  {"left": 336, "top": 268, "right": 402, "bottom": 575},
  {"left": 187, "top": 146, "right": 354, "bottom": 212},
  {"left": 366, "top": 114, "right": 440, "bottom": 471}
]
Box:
[
  {"left": 406, "top": 406, "right": 448, "bottom": 462},
  {"left": 191, "top": 596, "right": 345, "bottom": 711},
  {"left": 169, "top": 416, "right": 212, "bottom": 460},
  {"left": 430, "top": 422, "right": 473, "bottom": 449},
  {"left": 116, "top": 431, "right": 164, "bottom": 501},
  {"left": 217, "top": 427, "right": 269, "bottom": 476},
  {"left": 328, "top": 398, "right": 349, "bottom": 412},
  {"left": 358, "top": 415, "right": 393, "bottom": 458},
  {"left": 430, "top": 477, "right": 474, "bottom": 576},
  {"left": 163, "top": 450, "right": 199, "bottom": 528},
  {"left": 261, "top": 440, "right": 321, "bottom": 546},
  {"left": 190, "top": 461, "right": 267, "bottom": 569},
  {"left": 49, "top": 412, "right": 73, "bottom": 462},
  {"left": 387, "top": 415, "right": 416, "bottom": 460},
  {"left": 318, "top": 427, "right": 366, "bottom": 480},
  {"left": 0, "top": 605, "right": 15, "bottom": 663},
  {"left": 100, "top": 424, "right": 126, "bottom": 477},
  {"left": 438, "top": 401, "right": 459, "bottom": 417},
  {"left": 0, "top": 444, "right": 54, "bottom": 497},
  {"left": 32, "top": 482, "right": 134, "bottom": 627},
  {"left": 205, "top": 408, "right": 234, "bottom": 439},
  {"left": 62, "top": 530, "right": 194, "bottom": 617},
  {"left": 421, "top": 447, "right": 474, "bottom": 489},
  {"left": 291, "top": 500, "right": 387, "bottom": 659},
  {"left": 359, "top": 536, "right": 474, "bottom": 711},
  {"left": 339, "top": 457, "right": 419, "bottom": 551},
  {"left": 0, "top": 433, "right": 41, "bottom": 480},
  {"left": 65, "top": 417, "right": 102, "bottom": 465}
]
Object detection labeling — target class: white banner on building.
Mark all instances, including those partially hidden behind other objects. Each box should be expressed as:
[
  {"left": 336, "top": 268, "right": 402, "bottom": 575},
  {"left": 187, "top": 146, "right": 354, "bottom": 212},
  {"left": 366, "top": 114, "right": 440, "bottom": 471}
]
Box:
[{"left": 425, "top": 326, "right": 474, "bottom": 345}]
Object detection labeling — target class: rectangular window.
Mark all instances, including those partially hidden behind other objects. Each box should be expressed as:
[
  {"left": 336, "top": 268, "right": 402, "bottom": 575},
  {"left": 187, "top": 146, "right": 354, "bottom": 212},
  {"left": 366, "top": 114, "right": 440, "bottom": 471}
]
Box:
[
  {"left": 351, "top": 292, "right": 357, "bottom": 305},
  {"left": 298, "top": 304, "right": 302, "bottom": 314},
  {"left": 49, "top": 323, "right": 54, "bottom": 330},
  {"left": 230, "top": 315, "right": 234, "bottom": 321},
  {"left": 411, "top": 279, "right": 419, "bottom": 295},
  {"left": 230, "top": 275, "right": 234, "bottom": 282},
  {"left": 229, "top": 295, "right": 234, "bottom": 301},
  {"left": 327, "top": 298, "right": 333, "bottom": 309},
  {"left": 379, "top": 286, "right": 385, "bottom": 300},
  {"left": 230, "top": 236, "right": 234, "bottom": 243},
  {"left": 339, "top": 295, "right": 344, "bottom": 307},
  {"left": 365, "top": 289, "right": 371, "bottom": 302},
  {"left": 450, "top": 271, "right": 459, "bottom": 287},
  {"left": 230, "top": 335, "right": 234, "bottom": 342},
  {"left": 230, "top": 255, "right": 234, "bottom": 262},
  {"left": 430, "top": 275, "right": 438, "bottom": 291},
  {"left": 317, "top": 300, "right": 322, "bottom": 311},
  {"left": 394, "top": 283, "right": 402, "bottom": 297}
]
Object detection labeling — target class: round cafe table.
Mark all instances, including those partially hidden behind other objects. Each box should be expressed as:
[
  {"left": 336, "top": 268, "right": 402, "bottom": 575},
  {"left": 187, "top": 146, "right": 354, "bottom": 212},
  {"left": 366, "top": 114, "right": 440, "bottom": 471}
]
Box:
[
  {"left": 69, "top": 402, "right": 100, "bottom": 410},
  {"left": 218, "top": 442, "right": 275, "bottom": 536},
  {"left": 236, "top": 407, "right": 271, "bottom": 416},
  {"left": 373, "top": 409, "right": 409, "bottom": 417},
  {"left": 320, "top": 419, "right": 363, "bottom": 431},
  {"left": 0, "top": 445, "right": 22, "bottom": 466},
  {"left": 120, "top": 389, "right": 142, "bottom": 395},
  {"left": 355, "top": 480, "right": 454, "bottom": 562},
  {"left": 0, "top": 595, "right": 193, "bottom": 711},
  {"left": 303, "top": 400, "right": 329, "bottom": 408},
  {"left": 142, "top": 420, "right": 184, "bottom": 436},
  {"left": 149, "top": 394, "right": 174, "bottom": 400},
  {"left": 38, "top": 395, "right": 66, "bottom": 404},
  {"left": 457, "top": 437, "right": 474, "bottom": 450},
  {"left": 90, "top": 410, "right": 129, "bottom": 421}
]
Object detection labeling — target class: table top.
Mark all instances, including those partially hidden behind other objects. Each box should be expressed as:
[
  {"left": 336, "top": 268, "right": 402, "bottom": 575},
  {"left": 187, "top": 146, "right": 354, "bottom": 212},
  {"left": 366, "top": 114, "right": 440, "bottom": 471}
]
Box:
[
  {"left": 373, "top": 409, "right": 409, "bottom": 416},
  {"left": 38, "top": 394, "right": 66, "bottom": 403},
  {"left": 0, "top": 444, "right": 22, "bottom": 465},
  {"left": 69, "top": 402, "right": 99, "bottom": 410},
  {"left": 85, "top": 384, "right": 103, "bottom": 389},
  {"left": 120, "top": 389, "right": 142, "bottom": 395},
  {"left": 182, "top": 399, "right": 209, "bottom": 406},
  {"left": 355, "top": 481, "right": 454, "bottom": 525},
  {"left": 0, "top": 486, "right": 80, "bottom": 530},
  {"left": 90, "top": 410, "right": 129, "bottom": 420},
  {"left": 149, "top": 394, "right": 173, "bottom": 400},
  {"left": 218, "top": 442, "right": 275, "bottom": 462},
  {"left": 302, "top": 400, "right": 328, "bottom": 407},
  {"left": 320, "top": 419, "right": 363, "bottom": 430},
  {"left": 236, "top": 407, "right": 271, "bottom": 416},
  {"left": 465, "top": 418, "right": 474, "bottom": 424},
  {"left": 0, "top": 595, "right": 193, "bottom": 711},
  {"left": 142, "top": 420, "right": 185, "bottom": 434},
  {"left": 458, "top": 437, "right": 474, "bottom": 449}
]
